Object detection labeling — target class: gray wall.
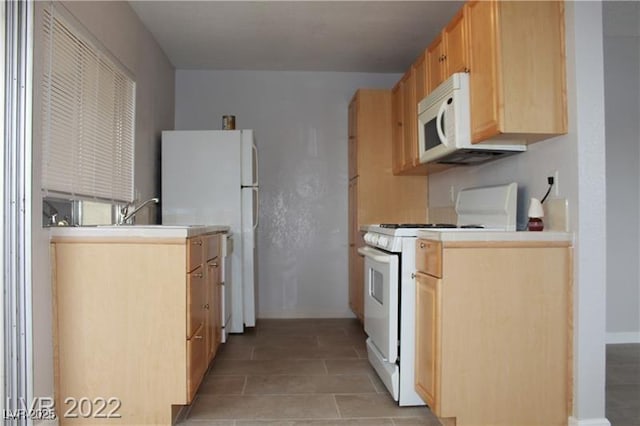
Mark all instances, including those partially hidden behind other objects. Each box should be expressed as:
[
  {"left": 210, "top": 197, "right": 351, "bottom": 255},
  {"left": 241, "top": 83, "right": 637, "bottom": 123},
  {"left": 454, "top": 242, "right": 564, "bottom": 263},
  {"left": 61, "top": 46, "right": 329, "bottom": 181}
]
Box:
[
  {"left": 427, "top": 2, "right": 609, "bottom": 422},
  {"left": 31, "top": 0, "right": 175, "bottom": 400},
  {"left": 174, "top": 70, "right": 400, "bottom": 318},
  {"left": 603, "top": 1, "right": 640, "bottom": 343}
]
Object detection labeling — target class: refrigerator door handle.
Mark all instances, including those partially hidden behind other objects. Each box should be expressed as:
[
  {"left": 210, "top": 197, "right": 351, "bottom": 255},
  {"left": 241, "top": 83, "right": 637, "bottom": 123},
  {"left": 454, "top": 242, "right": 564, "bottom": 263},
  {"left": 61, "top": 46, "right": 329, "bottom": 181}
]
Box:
[
  {"left": 253, "top": 187, "right": 259, "bottom": 230},
  {"left": 252, "top": 144, "right": 259, "bottom": 187}
]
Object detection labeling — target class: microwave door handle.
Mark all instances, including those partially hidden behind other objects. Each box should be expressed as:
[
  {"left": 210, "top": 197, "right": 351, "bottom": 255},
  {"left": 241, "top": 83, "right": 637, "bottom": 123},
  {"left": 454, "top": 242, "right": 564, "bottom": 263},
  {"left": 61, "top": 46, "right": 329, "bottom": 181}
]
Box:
[{"left": 436, "top": 99, "right": 448, "bottom": 144}]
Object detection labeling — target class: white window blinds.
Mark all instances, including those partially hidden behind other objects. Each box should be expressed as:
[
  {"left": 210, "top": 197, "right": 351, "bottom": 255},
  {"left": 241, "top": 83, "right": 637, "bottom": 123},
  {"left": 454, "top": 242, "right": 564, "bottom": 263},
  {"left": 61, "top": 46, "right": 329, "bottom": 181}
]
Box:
[{"left": 41, "top": 6, "right": 135, "bottom": 202}]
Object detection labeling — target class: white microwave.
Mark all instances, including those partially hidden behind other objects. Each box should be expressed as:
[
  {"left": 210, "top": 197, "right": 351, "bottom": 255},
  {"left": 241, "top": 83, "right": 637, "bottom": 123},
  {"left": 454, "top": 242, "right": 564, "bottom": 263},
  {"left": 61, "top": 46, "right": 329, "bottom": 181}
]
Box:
[{"left": 417, "top": 73, "right": 526, "bottom": 165}]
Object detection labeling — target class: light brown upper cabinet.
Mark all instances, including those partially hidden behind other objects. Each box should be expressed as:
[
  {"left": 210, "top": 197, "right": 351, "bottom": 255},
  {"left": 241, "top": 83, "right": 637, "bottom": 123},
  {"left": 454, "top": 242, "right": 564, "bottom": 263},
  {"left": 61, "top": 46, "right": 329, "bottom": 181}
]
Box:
[
  {"left": 348, "top": 100, "right": 358, "bottom": 180},
  {"left": 402, "top": 68, "right": 418, "bottom": 170},
  {"left": 467, "top": 0, "right": 567, "bottom": 143},
  {"left": 426, "top": 7, "right": 469, "bottom": 94},
  {"left": 392, "top": 0, "right": 566, "bottom": 176},
  {"left": 443, "top": 7, "right": 469, "bottom": 77},
  {"left": 393, "top": 4, "right": 470, "bottom": 176},
  {"left": 414, "top": 53, "right": 428, "bottom": 107},
  {"left": 392, "top": 64, "right": 431, "bottom": 176},
  {"left": 426, "top": 34, "right": 445, "bottom": 93}
]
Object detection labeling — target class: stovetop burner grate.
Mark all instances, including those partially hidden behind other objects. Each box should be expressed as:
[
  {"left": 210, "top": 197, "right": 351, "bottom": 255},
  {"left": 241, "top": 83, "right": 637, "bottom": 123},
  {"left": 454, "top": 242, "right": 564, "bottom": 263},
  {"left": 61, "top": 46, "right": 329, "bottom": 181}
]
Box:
[{"left": 380, "top": 223, "right": 462, "bottom": 229}]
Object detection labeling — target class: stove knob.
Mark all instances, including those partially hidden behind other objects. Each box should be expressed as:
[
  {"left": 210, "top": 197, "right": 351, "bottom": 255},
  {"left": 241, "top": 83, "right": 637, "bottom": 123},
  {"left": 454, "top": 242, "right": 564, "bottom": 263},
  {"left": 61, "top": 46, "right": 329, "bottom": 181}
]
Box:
[
  {"left": 370, "top": 234, "right": 379, "bottom": 244},
  {"left": 378, "top": 236, "right": 388, "bottom": 248}
]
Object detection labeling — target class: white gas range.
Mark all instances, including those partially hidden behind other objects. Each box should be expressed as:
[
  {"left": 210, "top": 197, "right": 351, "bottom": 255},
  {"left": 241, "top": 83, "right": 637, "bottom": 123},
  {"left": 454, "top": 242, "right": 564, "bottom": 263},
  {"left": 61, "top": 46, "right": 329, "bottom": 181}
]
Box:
[{"left": 359, "top": 183, "right": 517, "bottom": 406}]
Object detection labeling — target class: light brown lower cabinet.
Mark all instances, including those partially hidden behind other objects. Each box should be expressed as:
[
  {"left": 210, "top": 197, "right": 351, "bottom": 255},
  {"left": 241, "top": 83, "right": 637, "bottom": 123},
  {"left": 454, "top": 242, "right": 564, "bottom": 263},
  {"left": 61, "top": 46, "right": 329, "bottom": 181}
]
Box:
[
  {"left": 348, "top": 242, "right": 364, "bottom": 321},
  {"left": 415, "top": 272, "right": 440, "bottom": 410},
  {"left": 205, "top": 235, "right": 222, "bottom": 360},
  {"left": 186, "top": 261, "right": 209, "bottom": 403},
  {"left": 415, "top": 239, "right": 572, "bottom": 426},
  {"left": 51, "top": 233, "right": 223, "bottom": 425}
]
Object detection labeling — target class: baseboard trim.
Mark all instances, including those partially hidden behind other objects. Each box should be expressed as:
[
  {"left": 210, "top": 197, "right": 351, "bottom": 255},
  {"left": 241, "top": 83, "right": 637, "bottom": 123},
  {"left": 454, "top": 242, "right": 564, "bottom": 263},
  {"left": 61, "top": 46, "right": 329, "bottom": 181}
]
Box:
[
  {"left": 568, "top": 416, "right": 611, "bottom": 426},
  {"left": 606, "top": 331, "right": 640, "bottom": 344},
  {"left": 258, "top": 310, "right": 356, "bottom": 319}
]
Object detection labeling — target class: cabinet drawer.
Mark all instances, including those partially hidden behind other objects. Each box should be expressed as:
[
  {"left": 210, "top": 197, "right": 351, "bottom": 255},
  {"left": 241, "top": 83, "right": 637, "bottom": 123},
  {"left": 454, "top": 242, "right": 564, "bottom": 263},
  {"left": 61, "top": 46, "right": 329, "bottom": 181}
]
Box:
[
  {"left": 416, "top": 239, "right": 442, "bottom": 278},
  {"left": 205, "top": 234, "right": 220, "bottom": 262},
  {"left": 187, "top": 266, "right": 206, "bottom": 338},
  {"left": 187, "top": 237, "right": 203, "bottom": 272},
  {"left": 187, "top": 322, "right": 207, "bottom": 403}
]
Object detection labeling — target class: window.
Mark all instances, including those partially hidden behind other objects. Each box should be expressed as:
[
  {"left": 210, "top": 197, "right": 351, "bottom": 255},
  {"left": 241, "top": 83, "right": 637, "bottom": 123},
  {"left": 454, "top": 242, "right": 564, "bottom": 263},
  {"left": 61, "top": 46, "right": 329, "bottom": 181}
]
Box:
[{"left": 40, "top": 5, "right": 135, "bottom": 203}]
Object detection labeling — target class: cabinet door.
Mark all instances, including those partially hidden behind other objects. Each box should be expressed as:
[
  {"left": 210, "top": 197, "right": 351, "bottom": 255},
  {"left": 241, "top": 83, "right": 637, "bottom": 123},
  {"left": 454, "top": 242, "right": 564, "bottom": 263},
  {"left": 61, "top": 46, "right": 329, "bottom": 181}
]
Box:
[
  {"left": 187, "top": 322, "right": 208, "bottom": 402},
  {"left": 391, "top": 81, "right": 404, "bottom": 175},
  {"left": 348, "top": 97, "right": 358, "bottom": 179},
  {"left": 187, "top": 266, "right": 206, "bottom": 339},
  {"left": 415, "top": 272, "right": 441, "bottom": 412},
  {"left": 187, "top": 237, "right": 203, "bottom": 273},
  {"left": 348, "top": 245, "right": 356, "bottom": 317},
  {"left": 348, "top": 179, "right": 363, "bottom": 320},
  {"left": 349, "top": 244, "right": 364, "bottom": 321},
  {"left": 206, "top": 258, "right": 222, "bottom": 361},
  {"left": 402, "top": 68, "right": 418, "bottom": 169},
  {"left": 348, "top": 178, "right": 357, "bottom": 245},
  {"left": 426, "top": 34, "right": 445, "bottom": 93},
  {"left": 215, "top": 261, "right": 222, "bottom": 351},
  {"left": 205, "top": 234, "right": 220, "bottom": 262},
  {"left": 467, "top": 0, "right": 501, "bottom": 142},
  {"left": 414, "top": 53, "right": 428, "bottom": 103},
  {"left": 443, "top": 6, "right": 469, "bottom": 77},
  {"left": 348, "top": 96, "right": 357, "bottom": 138},
  {"left": 416, "top": 239, "right": 442, "bottom": 278}
]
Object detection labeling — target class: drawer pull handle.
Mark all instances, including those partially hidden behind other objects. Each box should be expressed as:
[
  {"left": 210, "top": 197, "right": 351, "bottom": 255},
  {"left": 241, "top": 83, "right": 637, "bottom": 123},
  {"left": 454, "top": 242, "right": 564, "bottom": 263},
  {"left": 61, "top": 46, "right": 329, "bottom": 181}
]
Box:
[
  {"left": 192, "top": 272, "right": 203, "bottom": 278},
  {"left": 203, "top": 304, "right": 210, "bottom": 310},
  {"left": 192, "top": 240, "right": 203, "bottom": 246},
  {"left": 194, "top": 335, "right": 203, "bottom": 340},
  {"left": 420, "top": 242, "right": 426, "bottom": 249}
]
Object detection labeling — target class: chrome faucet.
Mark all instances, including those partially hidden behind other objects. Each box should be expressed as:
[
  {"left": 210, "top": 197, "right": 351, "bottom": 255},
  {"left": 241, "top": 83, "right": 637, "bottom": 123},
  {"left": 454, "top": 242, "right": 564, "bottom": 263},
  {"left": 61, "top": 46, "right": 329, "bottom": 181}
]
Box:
[
  {"left": 119, "top": 197, "right": 159, "bottom": 224},
  {"left": 43, "top": 199, "right": 59, "bottom": 226}
]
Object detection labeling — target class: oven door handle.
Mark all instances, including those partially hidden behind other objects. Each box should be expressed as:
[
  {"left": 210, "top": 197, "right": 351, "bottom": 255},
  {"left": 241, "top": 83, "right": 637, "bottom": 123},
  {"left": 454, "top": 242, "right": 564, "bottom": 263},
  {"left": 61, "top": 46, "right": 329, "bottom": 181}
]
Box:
[{"left": 357, "top": 246, "right": 391, "bottom": 263}]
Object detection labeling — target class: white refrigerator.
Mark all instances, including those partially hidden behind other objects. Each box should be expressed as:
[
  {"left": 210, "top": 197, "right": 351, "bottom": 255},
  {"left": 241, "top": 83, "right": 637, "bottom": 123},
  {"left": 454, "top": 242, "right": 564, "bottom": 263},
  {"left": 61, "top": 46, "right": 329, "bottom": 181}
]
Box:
[{"left": 161, "top": 130, "right": 258, "bottom": 335}]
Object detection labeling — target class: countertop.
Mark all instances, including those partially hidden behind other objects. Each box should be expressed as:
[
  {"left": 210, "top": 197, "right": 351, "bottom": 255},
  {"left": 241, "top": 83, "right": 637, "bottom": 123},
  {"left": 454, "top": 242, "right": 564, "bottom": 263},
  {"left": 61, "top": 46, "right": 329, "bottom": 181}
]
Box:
[
  {"left": 49, "top": 224, "right": 230, "bottom": 241},
  {"left": 416, "top": 229, "right": 573, "bottom": 244}
]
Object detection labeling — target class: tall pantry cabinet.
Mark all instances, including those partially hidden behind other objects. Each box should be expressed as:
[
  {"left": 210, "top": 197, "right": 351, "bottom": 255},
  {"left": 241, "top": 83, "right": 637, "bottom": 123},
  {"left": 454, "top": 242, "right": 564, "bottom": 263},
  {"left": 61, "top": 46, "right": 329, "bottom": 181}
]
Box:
[{"left": 348, "top": 90, "right": 429, "bottom": 320}]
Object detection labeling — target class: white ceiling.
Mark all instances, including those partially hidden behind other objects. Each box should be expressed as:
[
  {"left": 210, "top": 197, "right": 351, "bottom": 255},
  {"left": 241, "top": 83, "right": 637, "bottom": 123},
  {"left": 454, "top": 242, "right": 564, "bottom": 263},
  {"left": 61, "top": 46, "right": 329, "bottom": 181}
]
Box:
[{"left": 128, "top": 1, "right": 464, "bottom": 73}]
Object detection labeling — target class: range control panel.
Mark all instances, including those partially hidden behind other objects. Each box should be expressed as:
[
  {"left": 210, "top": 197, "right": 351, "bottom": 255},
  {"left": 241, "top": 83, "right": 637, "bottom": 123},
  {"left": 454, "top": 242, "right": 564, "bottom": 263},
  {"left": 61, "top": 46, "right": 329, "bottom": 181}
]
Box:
[{"left": 363, "top": 232, "right": 404, "bottom": 253}]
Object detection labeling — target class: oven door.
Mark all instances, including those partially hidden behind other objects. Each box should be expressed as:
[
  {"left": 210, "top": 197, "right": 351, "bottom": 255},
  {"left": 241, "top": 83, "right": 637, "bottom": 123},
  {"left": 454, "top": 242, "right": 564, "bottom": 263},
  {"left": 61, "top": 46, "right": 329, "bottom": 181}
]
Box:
[{"left": 358, "top": 246, "right": 399, "bottom": 363}]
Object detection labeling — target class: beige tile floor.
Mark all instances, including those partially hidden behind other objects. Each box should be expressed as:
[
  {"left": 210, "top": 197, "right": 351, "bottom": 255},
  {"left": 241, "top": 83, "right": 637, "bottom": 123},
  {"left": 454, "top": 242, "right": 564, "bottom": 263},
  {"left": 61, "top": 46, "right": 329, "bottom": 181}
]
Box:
[
  {"left": 180, "top": 322, "right": 640, "bottom": 425},
  {"left": 606, "top": 344, "right": 640, "bottom": 426},
  {"left": 179, "top": 318, "right": 441, "bottom": 426}
]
